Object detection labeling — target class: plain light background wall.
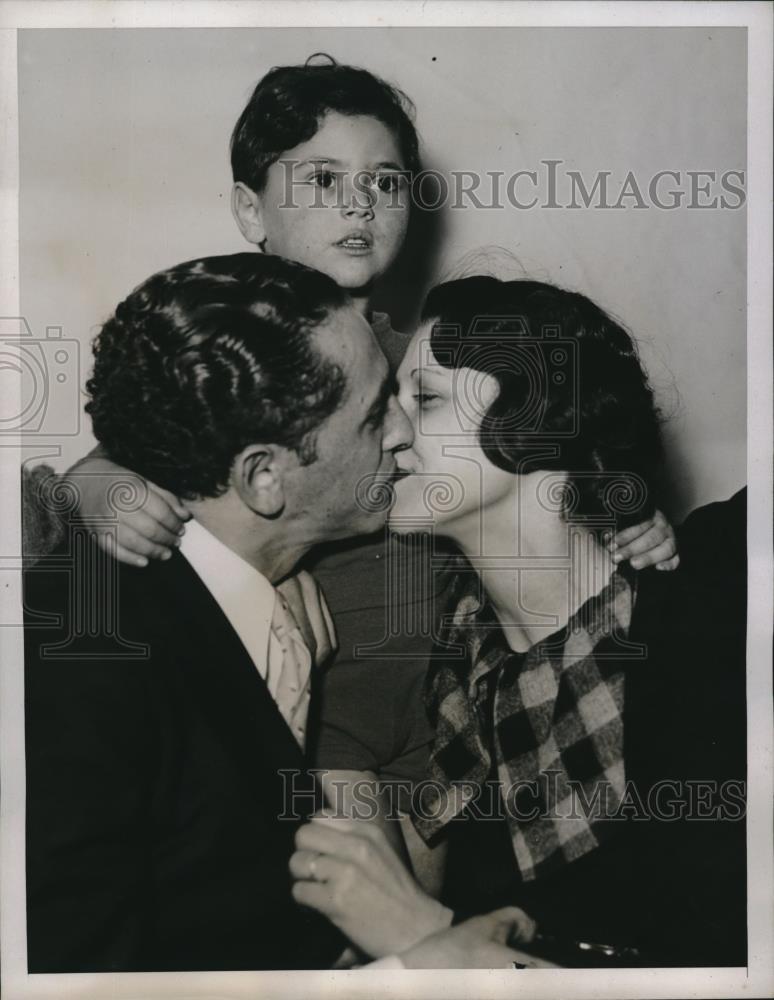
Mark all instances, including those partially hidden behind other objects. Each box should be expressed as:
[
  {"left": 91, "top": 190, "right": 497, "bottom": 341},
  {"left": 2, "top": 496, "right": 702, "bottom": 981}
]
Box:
[{"left": 18, "top": 27, "right": 746, "bottom": 519}]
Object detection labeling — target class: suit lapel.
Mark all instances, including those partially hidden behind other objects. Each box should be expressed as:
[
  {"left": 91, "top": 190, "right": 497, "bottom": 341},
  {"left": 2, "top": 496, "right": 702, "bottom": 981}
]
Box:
[{"left": 152, "top": 552, "right": 321, "bottom": 818}]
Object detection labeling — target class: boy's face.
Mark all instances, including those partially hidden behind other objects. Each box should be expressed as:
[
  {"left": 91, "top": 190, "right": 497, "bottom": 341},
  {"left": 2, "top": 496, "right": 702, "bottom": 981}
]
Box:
[{"left": 234, "top": 112, "right": 410, "bottom": 299}]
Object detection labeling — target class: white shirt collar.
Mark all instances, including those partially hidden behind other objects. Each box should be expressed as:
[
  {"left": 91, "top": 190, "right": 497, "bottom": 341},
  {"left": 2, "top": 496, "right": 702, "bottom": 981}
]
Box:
[{"left": 178, "top": 518, "right": 277, "bottom": 692}]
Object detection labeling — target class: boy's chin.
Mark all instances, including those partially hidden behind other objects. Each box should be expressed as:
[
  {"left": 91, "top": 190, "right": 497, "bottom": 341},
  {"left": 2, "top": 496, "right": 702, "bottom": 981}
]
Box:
[{"left": 327, "top": 258, "right": 382, "bottom": 293}]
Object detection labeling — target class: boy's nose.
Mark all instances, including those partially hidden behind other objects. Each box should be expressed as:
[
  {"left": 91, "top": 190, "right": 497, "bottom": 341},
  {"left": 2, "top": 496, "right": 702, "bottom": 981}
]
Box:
[{"left": 340, "top": 176, "right": 375, "bottom": 219}]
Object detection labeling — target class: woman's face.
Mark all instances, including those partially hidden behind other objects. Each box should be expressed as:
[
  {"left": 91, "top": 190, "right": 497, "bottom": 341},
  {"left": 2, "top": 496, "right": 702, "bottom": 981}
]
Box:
[{"left": 390, "top": 321, "right": 516, "bottom": 539}]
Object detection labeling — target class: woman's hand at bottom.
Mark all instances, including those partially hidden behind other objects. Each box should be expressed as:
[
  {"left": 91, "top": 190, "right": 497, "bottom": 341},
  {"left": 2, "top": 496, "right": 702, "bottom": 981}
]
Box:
[
  {"left": 290, "top": 815, "right": 453, "bottom": 958},
  {"left": 400, "top": 908, "right": 561, "bottom": 969}
]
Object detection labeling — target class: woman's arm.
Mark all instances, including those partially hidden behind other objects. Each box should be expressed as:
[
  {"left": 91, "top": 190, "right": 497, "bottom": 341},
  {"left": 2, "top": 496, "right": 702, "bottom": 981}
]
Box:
[
  {"left": 399, "top": 813, "right": 447, "bottom": 899},
  {"left": 318, "top": 768, "right": 449, "bottom": 899},
  {"left": 319, "top": 769, "right": 409, "bottom": 863}
]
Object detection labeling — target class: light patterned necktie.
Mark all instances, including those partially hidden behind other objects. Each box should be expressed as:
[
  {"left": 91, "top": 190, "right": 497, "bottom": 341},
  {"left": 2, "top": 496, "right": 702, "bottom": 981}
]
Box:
[{"left": 267, "top": 594, "right": 313, "bottom": 749}]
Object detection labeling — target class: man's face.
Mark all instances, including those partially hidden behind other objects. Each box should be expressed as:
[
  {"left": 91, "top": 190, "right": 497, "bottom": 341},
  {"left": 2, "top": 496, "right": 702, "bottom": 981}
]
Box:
[
  {"left": 249, "top": 112, "right": 410, "bottom": 295},
  {"left": 284, "top": 304, "right": 413, "bottom": 542}
]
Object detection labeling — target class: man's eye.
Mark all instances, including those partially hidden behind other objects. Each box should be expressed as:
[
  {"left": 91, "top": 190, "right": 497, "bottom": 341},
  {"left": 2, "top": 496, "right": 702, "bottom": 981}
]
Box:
[{"left": 366, "top": 409, "right": 387, "bottom": 431}]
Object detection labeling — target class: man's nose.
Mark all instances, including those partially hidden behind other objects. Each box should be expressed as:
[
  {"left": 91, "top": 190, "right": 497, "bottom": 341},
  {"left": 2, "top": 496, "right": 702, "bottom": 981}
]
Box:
[{"left": 383, "top": 396, "right": 414, "bottom": 453}]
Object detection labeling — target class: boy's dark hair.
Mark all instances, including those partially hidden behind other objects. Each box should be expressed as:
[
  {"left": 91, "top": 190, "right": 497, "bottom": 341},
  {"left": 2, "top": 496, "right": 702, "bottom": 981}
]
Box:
[
  {"left": 86, "top": 253, "right": 349, "bottom": 500},
  {"left": 231, "top": 54, "right": 421, "bottom": 193},
  {"left": 422, "top": 276, "right": 664, "bottom": 528}
]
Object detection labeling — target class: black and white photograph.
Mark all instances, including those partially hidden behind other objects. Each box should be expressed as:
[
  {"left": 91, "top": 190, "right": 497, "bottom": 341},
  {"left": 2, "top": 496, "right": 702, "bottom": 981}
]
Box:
[{"left": 0, "top": 2, "right": 771, "bottom": 998}]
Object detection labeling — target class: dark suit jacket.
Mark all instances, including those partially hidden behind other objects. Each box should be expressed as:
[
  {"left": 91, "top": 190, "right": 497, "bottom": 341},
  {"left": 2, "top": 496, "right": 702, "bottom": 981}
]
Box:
[
  {"left": 441, "top": 491, "right": 747, "bottom": 966},
  {"left": 24, "top": 537, "right": 344, "bottom": 972}
]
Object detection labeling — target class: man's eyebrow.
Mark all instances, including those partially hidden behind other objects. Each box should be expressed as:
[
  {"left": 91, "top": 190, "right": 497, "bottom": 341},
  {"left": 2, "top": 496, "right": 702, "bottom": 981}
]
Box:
[{"left": 361, "top": 370, "right": 398, "bottom": 428}]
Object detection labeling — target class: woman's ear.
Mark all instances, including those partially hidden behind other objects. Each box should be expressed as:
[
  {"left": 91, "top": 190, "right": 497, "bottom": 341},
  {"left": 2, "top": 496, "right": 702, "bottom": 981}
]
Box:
[
  {"left": 231, "top": 182, "right": 267, "bottom": 249},
  {"left": 232, "top": 444, "right": 287, "bottom": 517}
]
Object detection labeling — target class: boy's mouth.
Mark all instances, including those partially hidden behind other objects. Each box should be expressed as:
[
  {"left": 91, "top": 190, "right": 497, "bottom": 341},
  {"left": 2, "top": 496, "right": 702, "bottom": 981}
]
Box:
[{"left": 336, "top": 231, "right": 373, "bottom": 252}]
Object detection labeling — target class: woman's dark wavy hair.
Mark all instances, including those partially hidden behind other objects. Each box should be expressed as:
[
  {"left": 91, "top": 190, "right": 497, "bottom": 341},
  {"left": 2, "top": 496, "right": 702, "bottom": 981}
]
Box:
[
  {"left": 231, "top": 53, "right": 421, "bottom": 193},
  {"left": 422, "top": 276, "right": 665, "bottom": 528},
  {"left": 86, "top": 253, "right": 349, "bottom": 500}
]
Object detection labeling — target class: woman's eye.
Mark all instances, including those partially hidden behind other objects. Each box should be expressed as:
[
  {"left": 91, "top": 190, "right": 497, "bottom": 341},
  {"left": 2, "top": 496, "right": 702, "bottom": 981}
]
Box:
[{"left": 413, "top": 392, "right": 440, "bottom": 407}]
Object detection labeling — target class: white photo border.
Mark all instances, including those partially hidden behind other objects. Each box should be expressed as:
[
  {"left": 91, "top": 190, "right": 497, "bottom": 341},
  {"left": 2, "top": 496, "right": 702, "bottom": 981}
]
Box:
[{"left": 1, "top": 3, "right": 771, "bottom": 998}]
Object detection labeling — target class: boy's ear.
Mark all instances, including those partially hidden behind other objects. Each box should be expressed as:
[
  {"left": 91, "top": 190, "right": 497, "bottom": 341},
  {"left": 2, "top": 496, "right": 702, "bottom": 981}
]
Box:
[
  {"left": 232, "top": 444, "right": 288, "bottom": 517},
  {"left": 231, "top": 182, "right": 267, "bottom": 248}
]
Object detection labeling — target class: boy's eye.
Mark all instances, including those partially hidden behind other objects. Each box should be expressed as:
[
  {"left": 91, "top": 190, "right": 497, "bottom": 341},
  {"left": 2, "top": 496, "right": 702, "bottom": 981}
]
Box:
[
  {"left": 373, "top": 173, "right": 406, "bottom": 194},
  {"left": 310, "top": 169, "right": 337, "bottom": 189}
]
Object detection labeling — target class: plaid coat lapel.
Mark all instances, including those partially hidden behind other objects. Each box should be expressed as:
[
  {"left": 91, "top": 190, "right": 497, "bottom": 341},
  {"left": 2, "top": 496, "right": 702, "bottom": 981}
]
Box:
[{"left": 415, "top": 570, "right": 635, "bottom": 881}]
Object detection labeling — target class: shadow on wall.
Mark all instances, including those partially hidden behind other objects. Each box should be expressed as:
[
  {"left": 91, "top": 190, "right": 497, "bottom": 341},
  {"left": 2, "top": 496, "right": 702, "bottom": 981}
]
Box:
[{"left": 371, "top": 166, "right": 449, "bottom": 333}]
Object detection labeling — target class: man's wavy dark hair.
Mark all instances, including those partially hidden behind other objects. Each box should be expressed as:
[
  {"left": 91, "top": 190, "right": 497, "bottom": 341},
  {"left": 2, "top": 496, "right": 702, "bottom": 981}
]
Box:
[
  {"left": 86, "top": 253, "right": 349, "bottom": 500},
  {"left": 422, "top": 277, "right": 665, "bottom": 528},
  {"left": 231, "top": 53, "right": 421, "bottom": 193}
]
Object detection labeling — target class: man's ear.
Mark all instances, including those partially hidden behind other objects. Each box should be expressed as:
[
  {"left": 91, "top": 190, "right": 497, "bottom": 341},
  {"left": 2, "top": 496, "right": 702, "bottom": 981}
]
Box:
[
  {"left": 232, "top": 444, "right": 288, "bottom": 517},
  {"left": 231, "top": 182, "right": 267, "bottom": 249}
]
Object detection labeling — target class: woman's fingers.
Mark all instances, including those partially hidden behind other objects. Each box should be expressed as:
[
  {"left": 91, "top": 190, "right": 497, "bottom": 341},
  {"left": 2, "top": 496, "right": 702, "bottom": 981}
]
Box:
[
  {"left": 295, "top": 818, "right": 367, "bottom": 863},
  {"left": 466, "top": 907, "right": 533, "bottom": 946},
  {"left": 290, "top": 853, "right": 357, "bottom": 917},
  {"left": 295, "top": 816, "right": 401, "bottom": 880},
  {"left": 289, "top": 849, "right": 330, "bottom": 882},
  {"left": 291, "top": 876, "right": 337, "bottom": 913}
]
